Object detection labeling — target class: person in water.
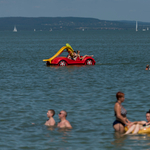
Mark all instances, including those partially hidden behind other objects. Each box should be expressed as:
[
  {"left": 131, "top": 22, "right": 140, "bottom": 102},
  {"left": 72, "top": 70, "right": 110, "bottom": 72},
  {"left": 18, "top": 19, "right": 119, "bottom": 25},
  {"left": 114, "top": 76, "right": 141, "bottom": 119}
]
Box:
[
  {"left": 113, "top": 92, "right": 133, "bottom": 133},
  {"left": 76, "top": 50, "right": 93, "bottom": 60},
  {"left": 45, "top": 109, "right": 55, "bottom": 126},
  {"left": 57, "top": 110, "right": 72, "bottom": 129},
  {"left": 124, "top": 109, "right": 150, "bottom": 135},
  {"left": 145, "top": 64, "right": 149, "bottom": 70}
]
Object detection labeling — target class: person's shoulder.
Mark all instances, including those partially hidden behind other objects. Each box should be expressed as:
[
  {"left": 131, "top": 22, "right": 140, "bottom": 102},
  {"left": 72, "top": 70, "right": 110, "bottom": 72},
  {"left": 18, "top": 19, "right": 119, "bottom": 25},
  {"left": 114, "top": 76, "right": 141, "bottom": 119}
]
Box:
[
  {"left": 65, "top": 120, "right": 72, "bottom": 128},
  {"left": 65, "top": 120, "right": 70, "bottom": 123},
  {"left": 115, "top": 102, "right": 119, "bottom": 106}
]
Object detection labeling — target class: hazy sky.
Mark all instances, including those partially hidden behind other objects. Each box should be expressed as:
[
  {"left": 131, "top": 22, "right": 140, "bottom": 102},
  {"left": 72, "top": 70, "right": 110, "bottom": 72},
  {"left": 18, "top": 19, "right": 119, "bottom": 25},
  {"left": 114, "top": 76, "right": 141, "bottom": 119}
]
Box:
[{"left": 0, "top": 0, "right": 150, "bottom": 22}]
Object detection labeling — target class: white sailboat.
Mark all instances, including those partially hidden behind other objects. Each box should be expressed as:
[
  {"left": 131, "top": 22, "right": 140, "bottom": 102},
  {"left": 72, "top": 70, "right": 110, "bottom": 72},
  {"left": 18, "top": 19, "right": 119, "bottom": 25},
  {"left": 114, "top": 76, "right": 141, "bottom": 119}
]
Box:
[
  {"left": 136, "top": 21, "right": 138, "bottom": 31},
  {"left": 13, "top": 26, "right": 17, "bottom": 32}
]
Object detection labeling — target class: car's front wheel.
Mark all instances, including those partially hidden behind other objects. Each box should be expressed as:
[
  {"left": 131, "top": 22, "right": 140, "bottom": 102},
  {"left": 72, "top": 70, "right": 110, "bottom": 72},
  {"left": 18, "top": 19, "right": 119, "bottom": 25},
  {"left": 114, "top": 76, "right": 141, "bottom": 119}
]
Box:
[
  {"left": 85, "top": 59, "right": 94, "bottom": 65},
  {"left": 58, "top": 60, "right": 67, "bottom": 66}
]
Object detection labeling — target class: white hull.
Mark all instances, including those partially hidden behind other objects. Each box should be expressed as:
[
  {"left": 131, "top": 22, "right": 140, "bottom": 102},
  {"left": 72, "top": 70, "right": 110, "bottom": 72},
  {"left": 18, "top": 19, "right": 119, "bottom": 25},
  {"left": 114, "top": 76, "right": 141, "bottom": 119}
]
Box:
[
  {"left": 13, "top": 26, "right": 17, "bottom": 32},
  {"left": 136, "top": 21, "right": 138, "bottom": 31}
]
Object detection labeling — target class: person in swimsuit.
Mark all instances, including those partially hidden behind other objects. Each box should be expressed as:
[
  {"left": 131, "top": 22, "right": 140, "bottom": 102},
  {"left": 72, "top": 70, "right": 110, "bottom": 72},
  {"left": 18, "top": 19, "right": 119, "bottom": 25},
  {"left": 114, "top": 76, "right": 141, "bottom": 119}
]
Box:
[
  {"left": 124, "top": 109, "right": 150, "bottom": 135},
  {"left": 113, "top": 92, "right": 133, "bottom": 133},
  {"left": 72, "top": 51, "right": 78, "bottom": 60},
  {"left": 57, "top": 110, "right": 72, "bottom": 129},
  {"left": 145, "top": 64, "right": 149, "bottom": 70},
  {"left": 76, "top": 50, "right": 93, "bottom": 60}
]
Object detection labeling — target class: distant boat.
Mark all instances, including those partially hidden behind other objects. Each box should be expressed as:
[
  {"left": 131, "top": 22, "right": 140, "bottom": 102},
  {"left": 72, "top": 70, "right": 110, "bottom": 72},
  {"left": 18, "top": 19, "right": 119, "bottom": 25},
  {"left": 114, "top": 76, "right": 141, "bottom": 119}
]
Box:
[
  {"left": 142, "top": 29, "right": 146, "bottom": 31},
  {"left": 147, "top": 27, "right": 149, "bottom": 31},
  {"left": 136, "top": 21, "right": 138, "bottom": 31},
  {"left": 82, "top": 28, "right": 84, "bottom": 31},
  {"left": 13, "top": 26, "right": 17, "bottom": 32},
  {"left": 34, "top": 29, "right": 36, "bottom": 31},
  {"left": 49, "top": 28, "right": 52, "bottom": 32}
]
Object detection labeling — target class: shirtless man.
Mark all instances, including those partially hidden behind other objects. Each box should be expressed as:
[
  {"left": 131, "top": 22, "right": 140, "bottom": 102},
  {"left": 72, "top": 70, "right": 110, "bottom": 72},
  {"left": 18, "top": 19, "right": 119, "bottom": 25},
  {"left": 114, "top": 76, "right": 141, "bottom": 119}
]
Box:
[
  {"left": 57, "top": 110, "right": 72, "bottom": 129},
  {"left": 45, "top": 109, "right": 55, "bottom": 126}
]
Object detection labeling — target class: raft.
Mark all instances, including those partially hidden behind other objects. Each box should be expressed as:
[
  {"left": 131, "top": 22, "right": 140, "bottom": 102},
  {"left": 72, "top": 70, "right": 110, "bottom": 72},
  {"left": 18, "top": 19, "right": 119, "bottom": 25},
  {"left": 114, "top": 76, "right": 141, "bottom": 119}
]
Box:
[{"left": 125, "top": 126, "right": 150, "bottom": 134}]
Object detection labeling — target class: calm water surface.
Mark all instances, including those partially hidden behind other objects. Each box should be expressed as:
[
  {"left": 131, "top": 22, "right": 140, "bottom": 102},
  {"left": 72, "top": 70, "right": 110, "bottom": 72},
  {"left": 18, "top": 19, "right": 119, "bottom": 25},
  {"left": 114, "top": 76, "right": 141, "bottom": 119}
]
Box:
[{"left": 1, "top": 30, "right": 150, "bottom": 150}]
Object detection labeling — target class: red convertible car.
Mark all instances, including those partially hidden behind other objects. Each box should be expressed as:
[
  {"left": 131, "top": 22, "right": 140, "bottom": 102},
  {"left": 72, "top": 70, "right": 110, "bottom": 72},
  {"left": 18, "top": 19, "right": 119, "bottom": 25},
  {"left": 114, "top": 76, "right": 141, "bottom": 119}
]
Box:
[{"left": 43, "top": 44, "right": 96, "bottom": 66}]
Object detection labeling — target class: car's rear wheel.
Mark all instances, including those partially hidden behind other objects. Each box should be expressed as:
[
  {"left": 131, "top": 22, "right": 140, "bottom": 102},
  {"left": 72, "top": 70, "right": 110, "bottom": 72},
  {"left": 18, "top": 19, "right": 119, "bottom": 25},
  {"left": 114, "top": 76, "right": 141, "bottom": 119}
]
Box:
[
  {"left": 85, "top": 59, "right": 94, "bottom": 65},
  {"left": 58, "top": 60, "right": 67, "bottom": 66},
  {"left": 46, "top": 61, "right": 50, "bottom": 65}
]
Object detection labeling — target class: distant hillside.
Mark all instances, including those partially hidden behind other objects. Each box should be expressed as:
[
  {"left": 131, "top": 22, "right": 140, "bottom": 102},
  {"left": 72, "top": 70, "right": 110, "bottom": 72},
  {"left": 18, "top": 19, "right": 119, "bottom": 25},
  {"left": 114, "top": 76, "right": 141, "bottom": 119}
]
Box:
[{"left": 0, "top": 17, "right": 150, "bottom": 31}]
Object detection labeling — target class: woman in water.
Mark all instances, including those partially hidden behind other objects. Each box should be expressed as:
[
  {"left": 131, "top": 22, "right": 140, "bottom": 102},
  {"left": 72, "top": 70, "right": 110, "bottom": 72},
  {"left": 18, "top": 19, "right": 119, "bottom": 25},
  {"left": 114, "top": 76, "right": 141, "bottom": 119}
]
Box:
[
  {"left": 113, "top": 92, "right": 133, "bottom": 133},
  {"left": 124, "top": 109, "right": 150, "bottom": 135}
]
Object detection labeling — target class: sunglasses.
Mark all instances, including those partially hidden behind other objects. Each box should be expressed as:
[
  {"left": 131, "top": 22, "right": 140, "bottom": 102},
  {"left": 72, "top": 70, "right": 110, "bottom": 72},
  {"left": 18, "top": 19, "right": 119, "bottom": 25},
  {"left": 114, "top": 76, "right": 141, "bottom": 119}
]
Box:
[{"left": 59, "top": 112, "right": 62, "bottom": 115}]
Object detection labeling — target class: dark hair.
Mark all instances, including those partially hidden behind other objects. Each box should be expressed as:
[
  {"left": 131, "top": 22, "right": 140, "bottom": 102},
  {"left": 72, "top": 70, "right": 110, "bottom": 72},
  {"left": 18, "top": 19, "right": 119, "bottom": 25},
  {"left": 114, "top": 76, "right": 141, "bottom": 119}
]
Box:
[
  {"left": 116, "top": 91, "right": 124, "bottom": 100},
  {"left": 49, "top": 109, "right": 55, "bottom": 117},
  {"left": 146, "top": 109, "right": 150, "bottom": 114},
  {"left": 146, "top": 64, "right": 149, "bottom": 68}
]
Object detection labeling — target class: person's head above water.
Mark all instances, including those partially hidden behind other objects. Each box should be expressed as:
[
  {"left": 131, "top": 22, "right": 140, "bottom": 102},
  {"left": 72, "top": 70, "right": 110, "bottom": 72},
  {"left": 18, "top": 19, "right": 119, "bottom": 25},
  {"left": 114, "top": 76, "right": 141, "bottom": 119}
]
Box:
[
  {"left": 58, "top": 110, "right": 67, "bottom": 119},
  {"left": 47, "top": 109, "right": 55, "bottom": 118},
  {"left": 146, "top": 64, "right": 149, "bottom": 68},
  {"left": 146, "top": 110, "right": 150, "bottom": 122},
  {"left": 116, "top": 91, "right": 124, "bottom": 100}
]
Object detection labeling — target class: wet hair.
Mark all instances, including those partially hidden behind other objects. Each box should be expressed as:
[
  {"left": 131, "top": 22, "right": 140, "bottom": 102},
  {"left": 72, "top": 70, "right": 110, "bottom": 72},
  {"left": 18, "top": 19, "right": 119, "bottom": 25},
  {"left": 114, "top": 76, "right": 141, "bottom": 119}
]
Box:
[
  {"left": 49, "top": 109, "right": 55, "bottom": 117},
  {"left": 146, "top": 109, "right": 150, "bottom": 114},
  {"left": 146, "top": 64, "right": 149, "bottom": 68},
  {"left": 116, "top": 91, "right": 124, "bottom": 100}
]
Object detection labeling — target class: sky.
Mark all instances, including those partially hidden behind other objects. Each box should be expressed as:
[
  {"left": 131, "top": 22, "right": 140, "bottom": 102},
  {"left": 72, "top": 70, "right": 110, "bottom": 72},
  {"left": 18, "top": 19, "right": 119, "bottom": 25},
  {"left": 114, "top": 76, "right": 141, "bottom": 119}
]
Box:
[{"left": 0, "top": 0, "right": 150, "bottom": 22}]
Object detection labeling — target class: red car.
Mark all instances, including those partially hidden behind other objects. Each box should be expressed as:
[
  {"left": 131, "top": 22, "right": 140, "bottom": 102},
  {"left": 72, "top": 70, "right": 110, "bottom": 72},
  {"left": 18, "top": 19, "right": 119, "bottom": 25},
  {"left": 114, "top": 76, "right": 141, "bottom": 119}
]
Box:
[{"left": 43, "top": 44, "right": 96, "bottom": 66}]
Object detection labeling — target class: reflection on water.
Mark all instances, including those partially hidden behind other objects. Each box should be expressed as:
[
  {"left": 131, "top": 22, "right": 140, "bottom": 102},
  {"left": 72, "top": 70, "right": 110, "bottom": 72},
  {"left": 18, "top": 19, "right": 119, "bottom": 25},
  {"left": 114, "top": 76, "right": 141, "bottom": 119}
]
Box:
[{"left": 111, "top": 132, "right": 127, "bottom": 147}]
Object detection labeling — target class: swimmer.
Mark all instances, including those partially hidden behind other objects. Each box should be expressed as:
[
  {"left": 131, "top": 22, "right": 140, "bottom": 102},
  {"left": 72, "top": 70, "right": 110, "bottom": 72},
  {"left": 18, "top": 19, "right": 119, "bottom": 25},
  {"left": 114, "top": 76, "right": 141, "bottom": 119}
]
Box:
[
  {"left": 145, "top": 64, "right": 150, "bottom": 70},
  {"left": 45, "top": 109, "right": 55, "bottom": 126},
  {"left": 124, "top": 109, "right": 150, "bottom": 135},
  {"left": 57, "top": 110, "right": 72, "bottom": 129},
  {"left": 113, "top": 92, "right": 133, "bottom": 133}
]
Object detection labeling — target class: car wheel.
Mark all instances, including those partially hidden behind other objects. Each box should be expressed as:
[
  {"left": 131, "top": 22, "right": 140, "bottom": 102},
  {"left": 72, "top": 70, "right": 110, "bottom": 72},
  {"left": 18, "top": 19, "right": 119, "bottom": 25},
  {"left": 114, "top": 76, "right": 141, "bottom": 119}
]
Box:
[
  {"left": 46, "top": 61, "right": 50, "bottom": 65},
  {"left": 59, "top": 60, "right": 67, "bottom": 66},
  {"left": 85, "top": 59, "right": 94, "bottom": 65}
]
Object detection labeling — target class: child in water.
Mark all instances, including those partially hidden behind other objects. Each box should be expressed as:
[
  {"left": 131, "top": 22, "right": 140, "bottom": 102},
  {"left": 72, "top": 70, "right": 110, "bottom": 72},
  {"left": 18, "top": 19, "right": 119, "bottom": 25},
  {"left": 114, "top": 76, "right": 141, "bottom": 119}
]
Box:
[{"left": 45, "top": 109, "right": 55, "bottom": 126}]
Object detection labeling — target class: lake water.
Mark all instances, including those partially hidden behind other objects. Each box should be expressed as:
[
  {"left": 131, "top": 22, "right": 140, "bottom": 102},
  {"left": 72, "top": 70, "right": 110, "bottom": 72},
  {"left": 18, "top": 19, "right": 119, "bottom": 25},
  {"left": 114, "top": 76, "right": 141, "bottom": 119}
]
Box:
[{"left": 1, "top": 30, "right": 150, "bottom": 150}]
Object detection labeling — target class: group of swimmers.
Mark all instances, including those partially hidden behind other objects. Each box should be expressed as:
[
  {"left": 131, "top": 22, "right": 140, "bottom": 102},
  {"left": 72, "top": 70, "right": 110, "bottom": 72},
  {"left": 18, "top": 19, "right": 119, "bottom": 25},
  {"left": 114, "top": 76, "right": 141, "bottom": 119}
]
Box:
[
  {"left": 113, "top": 91, "right": 150, "bottom": 135},
  {"left": 45, "top": 109, "right": 72, "bottom": 129},
  {"left": 44, "top": 92, "right": 150, "bottom": 133},
  {"left": 67, "top": 50, "right": 93, "bottom": 61}
]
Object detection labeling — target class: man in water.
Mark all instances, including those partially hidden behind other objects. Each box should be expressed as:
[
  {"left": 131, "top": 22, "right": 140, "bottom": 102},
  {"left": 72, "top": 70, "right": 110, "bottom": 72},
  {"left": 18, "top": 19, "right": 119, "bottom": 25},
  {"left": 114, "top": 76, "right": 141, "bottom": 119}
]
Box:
[
  {"left": 57, "top": 110, "right": 72, "bottom": 129},
  {"left": 45, "top": 109, "right": 55, "bottom": 126}
]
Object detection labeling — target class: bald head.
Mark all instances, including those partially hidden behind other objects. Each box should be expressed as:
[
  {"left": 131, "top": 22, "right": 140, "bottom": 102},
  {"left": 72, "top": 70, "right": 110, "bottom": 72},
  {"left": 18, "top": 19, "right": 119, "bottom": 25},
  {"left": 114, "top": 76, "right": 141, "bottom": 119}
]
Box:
[{"left": 62, "top": 110, "right": 67, "bottom": 117}]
